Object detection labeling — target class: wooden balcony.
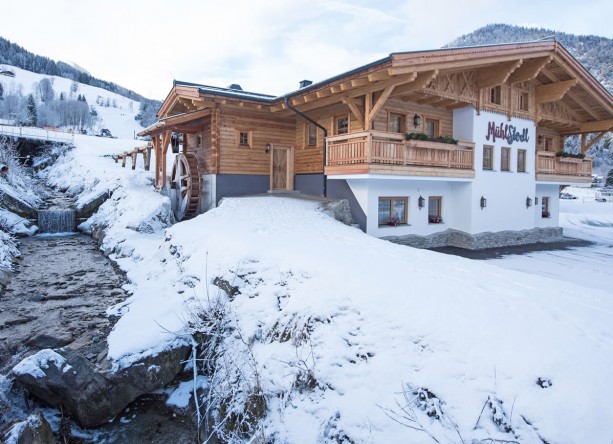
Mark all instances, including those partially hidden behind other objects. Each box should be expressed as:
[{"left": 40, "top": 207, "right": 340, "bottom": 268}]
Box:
[
  {"left": 535, "top": 151, "right": 592, "bottom": 183},
  {"left": 325, "top": 131, "right": 475, "bottom": 178}
]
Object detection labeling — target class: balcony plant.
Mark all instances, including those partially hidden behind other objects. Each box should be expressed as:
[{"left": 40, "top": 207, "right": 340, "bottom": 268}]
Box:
[
  {"left": 405, "top": 132, "right": 458, "bottom": 145},
  {"left": 555, "top": 151, "right": 586, "bottom": 159}
]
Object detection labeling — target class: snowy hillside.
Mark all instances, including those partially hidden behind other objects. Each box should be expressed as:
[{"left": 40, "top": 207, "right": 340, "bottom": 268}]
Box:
[
  {"left": 0, "top": 66, "right": 143, "bottom": 139},
  {"left": 32, "top": 137, "right": 613, "bottom": 443}
]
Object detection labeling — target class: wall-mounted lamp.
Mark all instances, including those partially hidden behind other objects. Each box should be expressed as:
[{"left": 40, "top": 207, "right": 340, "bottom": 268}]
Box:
[
  {"left": 418, "top": 195, "right": 425, "bottom": 209},
  {"left": 526, "top": 196, "right": 533, "bottom": 208},
  {"left": 413, "top": 114, "right": 422, "bottom": 127},
  {"left": 265, "top": 143, "right": 271, "bottom": 154},
  {"left": 538, "top": 135, "right": 543, "bottom": 145},
  {"left": 480, "top": 196, "right": 487, "bottom": 210}
]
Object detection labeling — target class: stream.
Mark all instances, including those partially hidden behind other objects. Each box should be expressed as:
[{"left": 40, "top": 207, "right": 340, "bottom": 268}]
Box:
[{"left": 0, "top": 201, "right": 197, "bottom": 442}]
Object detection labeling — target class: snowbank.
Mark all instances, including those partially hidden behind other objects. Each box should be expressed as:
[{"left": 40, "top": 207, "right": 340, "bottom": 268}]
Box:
[
  {"left": 103, "top": 196, "right": 612, "bottom": 443},
  {"left": 42, "top": 141, "right": 613, "bottom": 442}
]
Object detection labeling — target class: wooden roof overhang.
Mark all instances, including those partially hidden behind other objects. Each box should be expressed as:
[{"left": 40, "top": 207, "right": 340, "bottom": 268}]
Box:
[
  {"left": 138, "top": 107, "right": 212, "bottom": 137},
  {"left": 274, "top": 41, "right": 613, "bottom": 137},
  {"left": 156, "top": 81, "right": 276, "bottom": 122}
]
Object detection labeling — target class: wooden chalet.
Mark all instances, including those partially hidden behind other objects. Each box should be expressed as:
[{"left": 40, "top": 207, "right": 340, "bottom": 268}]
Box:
[{"left": 139, "top": 40, "right": 613, "bottom": 249}]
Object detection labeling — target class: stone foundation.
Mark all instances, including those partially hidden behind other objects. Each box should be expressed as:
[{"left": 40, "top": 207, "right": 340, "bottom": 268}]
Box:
[{"left": 384, "top": 227, "right": 564, "bottom": 250}]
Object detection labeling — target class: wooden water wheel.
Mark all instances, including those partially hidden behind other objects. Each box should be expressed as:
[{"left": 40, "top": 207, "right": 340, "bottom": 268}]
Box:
[{"left": 170, "top": 153, "right": 201, "bottom": 221}]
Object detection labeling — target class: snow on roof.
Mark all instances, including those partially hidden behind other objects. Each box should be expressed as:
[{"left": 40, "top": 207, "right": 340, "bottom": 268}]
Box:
[{"left": 174, "top": 79, "right": 276, "bottom": 102}]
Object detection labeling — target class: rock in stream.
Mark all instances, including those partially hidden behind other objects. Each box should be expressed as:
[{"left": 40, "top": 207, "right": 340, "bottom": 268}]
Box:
[{"left": 0, "top": 234, "right": 197, "bottom": 442}]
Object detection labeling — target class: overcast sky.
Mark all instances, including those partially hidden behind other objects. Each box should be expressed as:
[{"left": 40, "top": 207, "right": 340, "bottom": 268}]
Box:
[{"left": 3, "top": 0, "right": 612, "bottom": 100}]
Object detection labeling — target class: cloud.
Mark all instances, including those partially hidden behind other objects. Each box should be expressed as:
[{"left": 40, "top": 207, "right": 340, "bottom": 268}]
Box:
[{"left": 2, "top": 0, "right": 612, "bottom": 100}]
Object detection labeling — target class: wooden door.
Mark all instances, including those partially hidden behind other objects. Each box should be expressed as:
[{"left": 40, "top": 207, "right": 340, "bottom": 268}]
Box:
[{"left": 270, "top": 145, "right": 294, "bottom": 190}]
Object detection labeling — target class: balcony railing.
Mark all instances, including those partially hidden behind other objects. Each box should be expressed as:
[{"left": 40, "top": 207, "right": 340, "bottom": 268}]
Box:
[
  {"left": 326, "top": 131, "right": 474, "bottom": 173},
  {"left": 536, "top": 151, "right": 592, "bottom": 180}
]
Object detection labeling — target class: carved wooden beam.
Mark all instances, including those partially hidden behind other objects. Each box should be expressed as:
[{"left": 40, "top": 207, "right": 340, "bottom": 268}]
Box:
[
  {"left": 507, "top": 56, "right": 552, "bottom": 83},
  {"left": 541, "top": 68, "right": 601, "bottom": 120},
  {"left": 476, "top": 60, "right": 522, "bottom": 88},
  {"left": 536, "top": 79, "right": 578, "bottom": 104},
  {"left": 417, "top": 95, "right": 442, "bottom": 105},
  {"left": 577, "top": 119, "right": 613, "bottom": 134},
  {"left": 390, "top": 70, "right": 438, "bottom": 97},
  {"left": 581, "top": 131, "right": 607, "bottom": 153},
  {"left": 339, "top": 81, "right": 354, "bottom": 91},
  {"left": 284, "top": 73, "right": 416, "bottom": 114},
  {"left": 270, "top": 103, "right": 286, "bottom": 112},
  {"left": 446, "top": 101, "right": 470, "bottom": 110},
  {"left": 366, "top": 85, "right": 395, "bottom": 128},
  {"left": 368, "top": 70, "right": 390, "bottom": 82},
  {"left": 343, "top": 98, "right": 364, "bottom": 128},
  {"left": 351, "top": 78, "right": 370, "bottom": 87}
]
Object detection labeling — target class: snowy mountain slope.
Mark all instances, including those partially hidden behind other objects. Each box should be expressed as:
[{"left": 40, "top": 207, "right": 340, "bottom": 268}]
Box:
[
  {"left": 0, "top": 65, "right": 143, "bottom": 139},
  {"left": 36, "top": 137, "right": 613, "bottom": 443}
]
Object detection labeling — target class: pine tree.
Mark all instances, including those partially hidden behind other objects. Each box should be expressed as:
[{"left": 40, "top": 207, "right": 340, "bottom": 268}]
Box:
[
  {"left": 26, "top": 94, "right": 37, "bottom": 126},
  {"left": 606, "top": 169, "right": 613, "bottom": 187}
]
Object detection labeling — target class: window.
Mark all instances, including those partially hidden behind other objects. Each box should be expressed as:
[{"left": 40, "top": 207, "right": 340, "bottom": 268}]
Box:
[
  {"left": 519, "top": 92, "right": 529, "bottom": 111},
  {"left": 306, "top": 124, "right": 317, "bottom": 146},
  {"left": 388, "top": 112, "right": 405, "bottom": 133},
  {"left": 501, "top": 147, "right": 511, "bottom": 171},
  {"left": 542, "top": 196, "right": 550, "bottom": 218},
  {"left": 483, "top": 145, "right": 493, "bottom": 170},
  {"left": 238, "top": 130, "right": 251, "bottom": 147},
  {"left": 428, "top": 197, "right": 442, "bottom": 224},
  {"left": 490, "top": 86, "right": 502, "bottom": 105},
  {"left": 425, "top": 118, "right": 440, "bottom": 138},
  {"left": 196, "top": 135, "right": 202, "bottom": 148},
  {"left": 378, "top": 197, "right": 408, "bottom": 226},
  {"left": 335, "top": 115, "right": 349, "bottom": 135},
  {"left": 517, "top": 149, "right": 526, "bottom": 172}
]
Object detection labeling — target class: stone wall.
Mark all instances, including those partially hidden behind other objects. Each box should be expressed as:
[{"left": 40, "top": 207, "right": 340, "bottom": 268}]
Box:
[{"left": 384, "top": 227, "right": 564, "bottom": 250}]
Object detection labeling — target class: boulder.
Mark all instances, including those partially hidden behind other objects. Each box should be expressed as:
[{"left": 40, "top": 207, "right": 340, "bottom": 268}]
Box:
[
  {"left": 320, "top": 199, "right": 354, "bottom": 226},
  {"left": 76, "top": 191, "right": 111, "bottom": 219},
  {"left": 12, "top": 344, "right": 190, "bottom": 428},
  {"left": 3, "top": 411, "right": 56, "bottom": 444},
  {"left": 0, "top": 192, "right": 38, "bottom": 219}
]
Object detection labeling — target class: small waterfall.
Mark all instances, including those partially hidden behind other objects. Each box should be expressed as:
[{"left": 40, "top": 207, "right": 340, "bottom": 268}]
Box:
[{"left": 38, "top": 209, "right": 76, "bottom": 234}]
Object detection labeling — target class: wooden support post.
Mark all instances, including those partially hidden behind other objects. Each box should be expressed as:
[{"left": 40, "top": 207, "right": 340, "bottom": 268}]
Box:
[
  {"left": 144, "top": 146, "right": 152, "bottom": 171},
  {"left": 121, "top": 154, "right": 127, "bottom": 168},
  {"left": 131, "top": 151, "right": 137, "bottom": 170},
  {"left": 161, "top": 130, "right": 171, "bottom": 189},
  {"left": 582, "top": 131, "right": 607, "bottom": 154}
]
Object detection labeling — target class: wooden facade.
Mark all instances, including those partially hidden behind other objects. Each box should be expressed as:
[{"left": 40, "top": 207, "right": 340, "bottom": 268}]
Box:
[{"left": 139, "top": 41, "right": 612, "bottom": 221}]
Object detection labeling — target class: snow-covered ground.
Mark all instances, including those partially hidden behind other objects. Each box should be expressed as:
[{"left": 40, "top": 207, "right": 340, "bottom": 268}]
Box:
[
  {"left": 489, "top": 186, "right": 613, "bottom": 293},
  {"left": 0, "top": 66, "right": 143, "bottom": 139},
  {"left": 26, "top": 136, "right": 613, "bottom": 443}
]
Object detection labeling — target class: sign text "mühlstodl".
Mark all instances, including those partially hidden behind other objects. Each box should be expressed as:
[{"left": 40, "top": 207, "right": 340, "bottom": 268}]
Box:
[{"left": 485, "top": 121, "right": 530, "bottom": 145}]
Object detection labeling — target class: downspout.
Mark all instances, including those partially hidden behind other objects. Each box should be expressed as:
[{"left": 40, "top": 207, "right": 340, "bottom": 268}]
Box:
[{"left": 284, "top": 96, "right": 327, "bottom": 198}]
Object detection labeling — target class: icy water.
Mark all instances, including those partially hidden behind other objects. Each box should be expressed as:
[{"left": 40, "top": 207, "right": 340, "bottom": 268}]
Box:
[{"left": 0, "top": 234, "right": 196, "bottom": 442}]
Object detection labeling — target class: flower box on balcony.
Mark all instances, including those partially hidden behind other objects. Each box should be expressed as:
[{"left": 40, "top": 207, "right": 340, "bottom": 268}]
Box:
[
  {"left": 428, "top": 215, "right": 443, "bottom": 224},
  {"left": 558, "top": 157, "right": 583, "bottom": 163},
  {"left": 406, "top": 139, "right": 457, "bottom": 150}
]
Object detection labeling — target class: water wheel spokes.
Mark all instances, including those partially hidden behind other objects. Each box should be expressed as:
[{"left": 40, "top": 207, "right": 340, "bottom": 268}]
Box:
[{"left": 170, "top": 153, "right": 201, "bottom": 221}]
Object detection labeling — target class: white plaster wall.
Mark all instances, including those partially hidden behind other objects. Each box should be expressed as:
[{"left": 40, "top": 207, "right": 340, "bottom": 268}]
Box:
[
  {"left": 456, "top": 108, "right": 537, "bottom": 234},
  {"left": 349, "top": 178, "right": 469, "bottom": 237},
  {"left": 535, "top": 184, "right": 560, "bottom": 228}
]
